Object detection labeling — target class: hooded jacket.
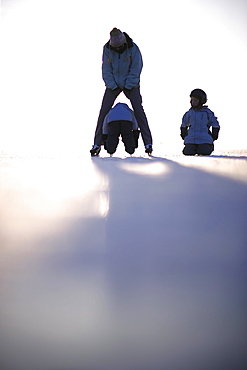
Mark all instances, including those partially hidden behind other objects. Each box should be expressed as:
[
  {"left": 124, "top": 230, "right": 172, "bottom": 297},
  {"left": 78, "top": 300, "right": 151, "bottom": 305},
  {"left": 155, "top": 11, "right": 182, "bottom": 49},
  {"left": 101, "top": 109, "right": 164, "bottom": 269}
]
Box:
[
  {"left": 181, "top": 106, "right": 220, "bottom": 144},
  {"left": 102, "top": 103, "right": 138, "bottom": 135},
  {"left": 102, "top": 32, "right": 143, "bottom": 90}
]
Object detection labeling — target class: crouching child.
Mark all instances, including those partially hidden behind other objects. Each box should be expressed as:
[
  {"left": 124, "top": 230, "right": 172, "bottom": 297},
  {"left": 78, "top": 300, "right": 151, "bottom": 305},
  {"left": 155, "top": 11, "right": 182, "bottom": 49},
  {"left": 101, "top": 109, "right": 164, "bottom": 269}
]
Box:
[
  {"left": 181, "top": 89, "right": 220, "bottom": 156},
  {"left": 102, "top": 102, "right": 140, "bottom": 155}
]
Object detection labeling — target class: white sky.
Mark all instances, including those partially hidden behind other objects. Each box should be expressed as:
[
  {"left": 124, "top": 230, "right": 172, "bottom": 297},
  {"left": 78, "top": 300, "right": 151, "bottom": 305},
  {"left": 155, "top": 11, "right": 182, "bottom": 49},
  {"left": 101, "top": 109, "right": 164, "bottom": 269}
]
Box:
[{"left": 1, "top": 0, "right": 247, "bottom": 155}]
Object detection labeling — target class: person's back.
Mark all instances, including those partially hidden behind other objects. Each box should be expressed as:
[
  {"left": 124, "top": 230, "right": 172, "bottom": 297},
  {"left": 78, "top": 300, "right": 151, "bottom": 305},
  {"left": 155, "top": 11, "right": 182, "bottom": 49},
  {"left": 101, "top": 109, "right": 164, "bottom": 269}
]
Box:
[{"left": 102, "top": 103, "right": 139, "bottom": 155}]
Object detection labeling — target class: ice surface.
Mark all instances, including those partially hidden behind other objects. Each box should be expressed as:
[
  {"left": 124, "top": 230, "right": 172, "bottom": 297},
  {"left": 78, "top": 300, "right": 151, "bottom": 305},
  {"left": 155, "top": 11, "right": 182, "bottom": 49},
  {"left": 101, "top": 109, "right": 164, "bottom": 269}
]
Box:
[{"left": 0, "top": 150, "right": 247, "bottom": 370}]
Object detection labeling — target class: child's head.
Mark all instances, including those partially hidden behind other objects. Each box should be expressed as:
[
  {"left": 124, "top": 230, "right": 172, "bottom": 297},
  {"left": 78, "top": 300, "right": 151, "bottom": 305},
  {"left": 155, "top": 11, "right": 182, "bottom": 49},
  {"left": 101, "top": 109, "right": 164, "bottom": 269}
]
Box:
[{"left": 190, "top": 89, "right": 207, "bottom": 108}]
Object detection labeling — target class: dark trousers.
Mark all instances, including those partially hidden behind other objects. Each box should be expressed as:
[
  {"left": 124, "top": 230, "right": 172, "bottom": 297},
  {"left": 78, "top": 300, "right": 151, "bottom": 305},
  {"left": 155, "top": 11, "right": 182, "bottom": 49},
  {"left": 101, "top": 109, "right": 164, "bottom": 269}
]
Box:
[
  {"left": 106, "top": 120, "right": 135, "bottom": 155},
  {"left": 94, "top": 87, "right": 152, "bottom": 146},
  {"left": 183, "top": 143, "right": 214, "bottom": 156}
]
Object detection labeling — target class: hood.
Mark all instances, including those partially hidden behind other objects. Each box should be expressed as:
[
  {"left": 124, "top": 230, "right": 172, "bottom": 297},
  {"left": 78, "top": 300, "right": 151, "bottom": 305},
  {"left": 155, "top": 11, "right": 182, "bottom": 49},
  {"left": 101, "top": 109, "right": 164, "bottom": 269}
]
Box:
[{"left": 114, "top": 102, "right": 130, "bottom": 109}]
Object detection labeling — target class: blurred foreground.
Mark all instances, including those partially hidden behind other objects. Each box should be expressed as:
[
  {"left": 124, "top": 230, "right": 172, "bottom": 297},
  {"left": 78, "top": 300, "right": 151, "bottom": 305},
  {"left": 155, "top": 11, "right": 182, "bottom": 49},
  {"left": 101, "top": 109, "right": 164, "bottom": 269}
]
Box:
[{"left": 0, "top": 151, "right": 247, "bottom": 370}]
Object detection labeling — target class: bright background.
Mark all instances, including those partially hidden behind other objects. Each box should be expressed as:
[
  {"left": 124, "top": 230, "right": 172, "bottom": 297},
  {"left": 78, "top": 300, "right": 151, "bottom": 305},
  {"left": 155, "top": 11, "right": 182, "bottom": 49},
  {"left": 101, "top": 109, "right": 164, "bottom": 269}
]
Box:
[{"left": 1, "top": 0, "right": 247, "bottom": 156}]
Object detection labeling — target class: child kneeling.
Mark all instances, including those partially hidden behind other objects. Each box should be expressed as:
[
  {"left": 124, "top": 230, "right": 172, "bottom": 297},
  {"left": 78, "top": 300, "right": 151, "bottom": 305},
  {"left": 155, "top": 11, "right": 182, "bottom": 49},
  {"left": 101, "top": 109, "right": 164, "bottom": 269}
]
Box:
[
  {"left": 181, "top": 89, "right": 220, "bottom": 156},
  {"left": 102, "top": 103, "right": 140, "bottom": 155}
]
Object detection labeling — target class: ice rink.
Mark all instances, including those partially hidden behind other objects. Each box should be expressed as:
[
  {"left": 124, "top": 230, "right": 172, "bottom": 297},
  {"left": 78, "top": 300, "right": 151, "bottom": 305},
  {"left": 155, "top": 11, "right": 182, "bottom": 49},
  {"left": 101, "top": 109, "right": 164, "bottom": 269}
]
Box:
[{"left": 1, "top": 151, "right": 247, "bottom": 370}]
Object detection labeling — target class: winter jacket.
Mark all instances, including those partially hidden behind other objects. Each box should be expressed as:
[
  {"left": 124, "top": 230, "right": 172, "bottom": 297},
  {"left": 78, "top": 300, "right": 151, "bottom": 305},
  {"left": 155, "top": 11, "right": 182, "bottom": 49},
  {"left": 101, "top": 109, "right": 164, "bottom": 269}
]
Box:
[
  {"left": 102, "top": 33, "right": 143, "bottom": 90},
  {"left": 102, "top": 103, "right": 139, "bottom": 135},
  {"left": 181, "top": 106, "right": 220, "bottom": 144}
]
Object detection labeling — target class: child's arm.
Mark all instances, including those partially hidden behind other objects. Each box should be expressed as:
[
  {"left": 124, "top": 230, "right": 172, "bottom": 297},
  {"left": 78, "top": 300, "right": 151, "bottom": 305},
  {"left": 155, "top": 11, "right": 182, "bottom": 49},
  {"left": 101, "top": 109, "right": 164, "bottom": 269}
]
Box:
[
  {"left": 102, "top": 114, "right": 110, "bottom": 135},
  {"left": 180, "top": 112, "right": 189, "bottom": 139},
  {"left": 180, "top": 127, "right": 188, "bottom": 139},
  {"left": 208, "top": 110, "right": 220, "bottom": 140},
  {"left": 212, "top": 127, "right": 219, "bottom": 140}
]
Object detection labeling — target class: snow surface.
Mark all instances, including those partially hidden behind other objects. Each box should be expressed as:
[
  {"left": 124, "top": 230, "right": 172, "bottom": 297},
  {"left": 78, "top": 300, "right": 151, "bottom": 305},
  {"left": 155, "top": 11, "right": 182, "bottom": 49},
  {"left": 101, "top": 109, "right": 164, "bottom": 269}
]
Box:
[{"left": 0, "top": 149, "right": 247, "bottom": 370}]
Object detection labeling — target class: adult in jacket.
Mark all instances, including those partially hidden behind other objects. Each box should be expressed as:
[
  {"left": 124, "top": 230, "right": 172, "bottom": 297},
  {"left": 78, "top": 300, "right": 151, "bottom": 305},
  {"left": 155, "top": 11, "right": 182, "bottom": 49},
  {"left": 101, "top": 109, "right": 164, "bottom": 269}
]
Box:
[{"left": 90, "top": 28, "right": 153, "bottom": 156}]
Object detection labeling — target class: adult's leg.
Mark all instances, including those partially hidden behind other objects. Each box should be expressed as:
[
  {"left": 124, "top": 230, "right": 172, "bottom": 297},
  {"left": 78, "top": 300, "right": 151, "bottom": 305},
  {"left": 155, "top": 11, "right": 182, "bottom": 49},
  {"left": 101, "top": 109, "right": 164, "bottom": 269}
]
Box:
[
  {"left": 93, "top": 88, "right": 121, "bottom": 146},
  {"left": 183, "top": 144, "right": 197, "bottom": 156},
  {"left": 197, "top": 144, "right": 214, "bottom": 155},
  {"left": 120, "top": 121, "right": 135, "bottom": 154},
  {"left": 106, "top": 121, "right": 121, "bottom": 154},
  {"left": 125, "top": 87, "right": 152, "bottom": 146}
]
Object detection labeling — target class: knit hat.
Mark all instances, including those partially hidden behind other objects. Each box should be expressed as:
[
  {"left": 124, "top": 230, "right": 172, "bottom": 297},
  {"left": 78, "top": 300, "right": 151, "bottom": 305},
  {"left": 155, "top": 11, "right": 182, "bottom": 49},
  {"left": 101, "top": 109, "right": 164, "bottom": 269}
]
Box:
[{"left": 110, "top": 28, "right": 126, "bottom": 47}]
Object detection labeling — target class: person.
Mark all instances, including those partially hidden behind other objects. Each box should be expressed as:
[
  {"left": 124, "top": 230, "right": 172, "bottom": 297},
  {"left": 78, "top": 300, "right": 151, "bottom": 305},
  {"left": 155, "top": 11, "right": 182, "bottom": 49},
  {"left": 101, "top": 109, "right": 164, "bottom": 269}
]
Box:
[
  {"left": 102, "top": 102, "right": 140, "bottom": 156},
  {"left": 180, "top": 89, "right": 220, "bottom": 156},
  {"left": 90, "top": 27, "right": 153, "bottom": 157}
]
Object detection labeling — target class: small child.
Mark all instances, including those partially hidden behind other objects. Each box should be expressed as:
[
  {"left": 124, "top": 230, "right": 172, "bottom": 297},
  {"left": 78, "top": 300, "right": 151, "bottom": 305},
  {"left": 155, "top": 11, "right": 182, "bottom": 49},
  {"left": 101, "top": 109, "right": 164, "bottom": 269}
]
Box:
[
  {"left": 180, "top": 89, "right": 220, "bottom": 156},
  {"left": 101, "top": 102, "right": 140, "bottom": 156}
]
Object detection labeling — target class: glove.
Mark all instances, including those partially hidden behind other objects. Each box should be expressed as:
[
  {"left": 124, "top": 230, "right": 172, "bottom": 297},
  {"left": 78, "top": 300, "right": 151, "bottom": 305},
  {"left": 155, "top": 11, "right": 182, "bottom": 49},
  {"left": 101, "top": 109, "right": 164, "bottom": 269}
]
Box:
[
  {"left": 212, "top": 127, "right": 219, "bottom": 140},
  {"left": 180, "top": 127, "right": 188, "bottom": 139}
]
